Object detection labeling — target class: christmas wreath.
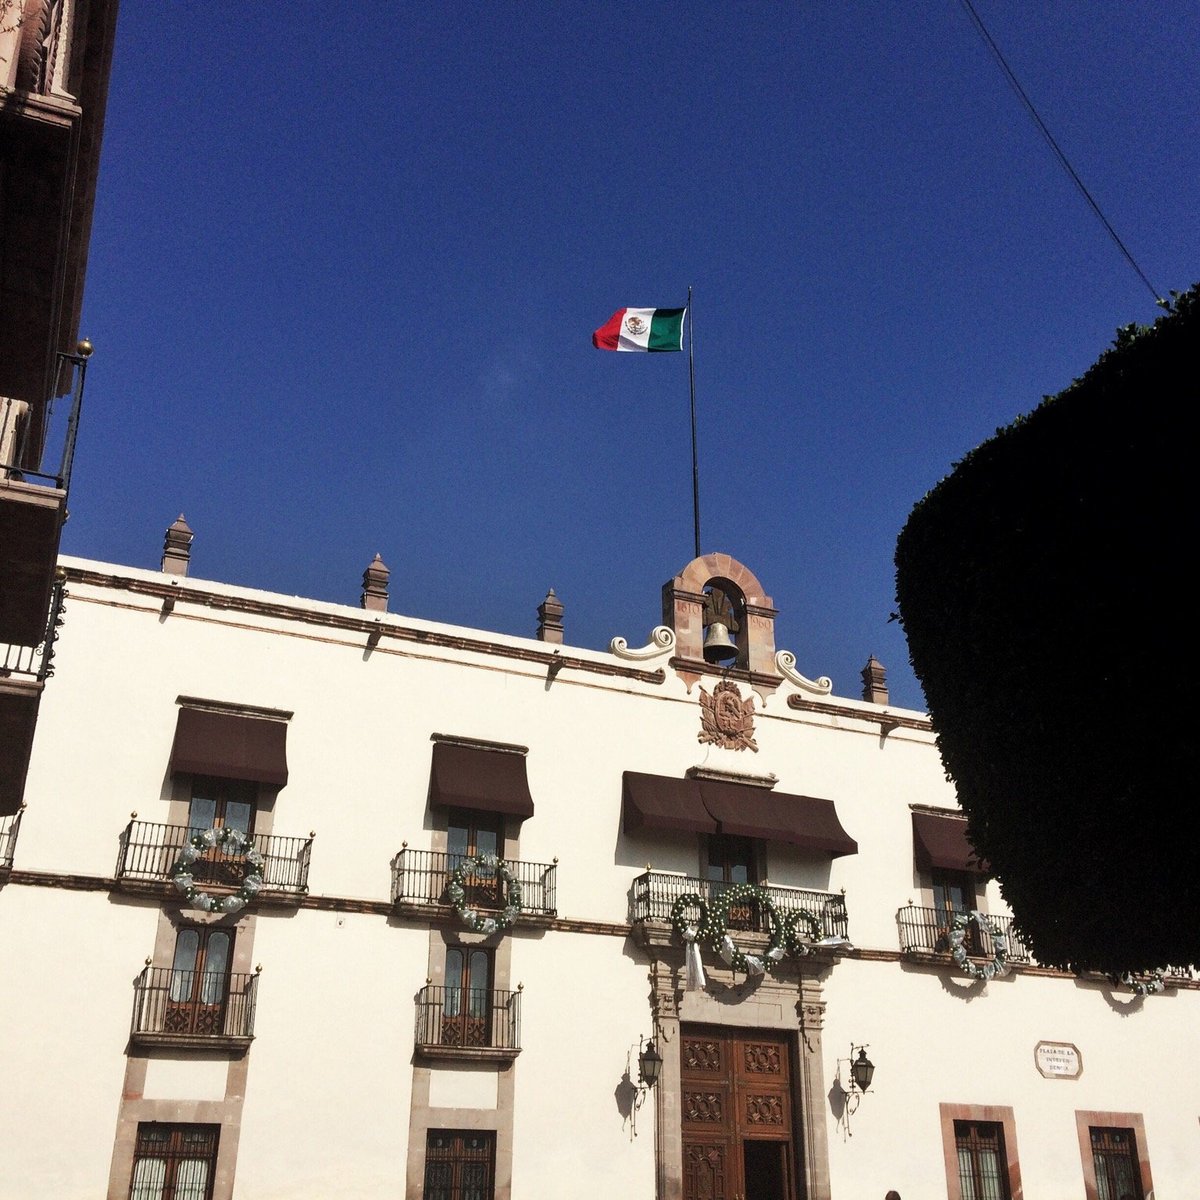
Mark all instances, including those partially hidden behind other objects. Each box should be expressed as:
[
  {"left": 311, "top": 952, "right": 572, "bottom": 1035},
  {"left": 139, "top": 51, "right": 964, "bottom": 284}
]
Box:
[
  {"left": 171, "top": 826, "right": 265, "bottom": 914},
  {"left": 669, "top": 885, "right": 821, "bottom": 983},
  {"left": 1106, "top": 971, "right": 1166, "bottom": 996},
  {"left": 446, "top": 852, "right": 523, "bottom": 935},
  {"left": 947, "top": 909, "right": 1010, "bottom": 981}
]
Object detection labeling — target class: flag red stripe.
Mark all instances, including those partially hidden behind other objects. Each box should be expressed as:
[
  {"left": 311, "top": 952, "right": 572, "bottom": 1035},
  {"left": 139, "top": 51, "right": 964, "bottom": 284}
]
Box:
[{"left": 592, "top": 309, "right": 627, "bottom": 350}]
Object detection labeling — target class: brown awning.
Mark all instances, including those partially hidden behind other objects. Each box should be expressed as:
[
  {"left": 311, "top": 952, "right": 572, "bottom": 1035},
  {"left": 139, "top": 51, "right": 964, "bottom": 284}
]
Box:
[
  {"left": 621, "top": 771, "right": 857, "bottom": 855},
  {"left": 622, "top": 772, "right": 717, "bottom": 835},
  {"left": 699, "top": 781, "right": 858, "bottom": 857},
  {"left": 430, "top": 742, "right": 534, "bottom": 819},
  {"left": 912, "top": 811, "right": 987, "bottom": 874},
  {"left": 169, "top": 707, "right": 289, "bottom": 786}
]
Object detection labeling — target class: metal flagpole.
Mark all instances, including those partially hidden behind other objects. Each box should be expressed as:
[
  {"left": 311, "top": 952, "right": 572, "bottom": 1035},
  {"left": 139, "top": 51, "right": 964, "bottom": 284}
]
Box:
[{"left": 687, "top": 286, "right": 700, "bottom": 559}]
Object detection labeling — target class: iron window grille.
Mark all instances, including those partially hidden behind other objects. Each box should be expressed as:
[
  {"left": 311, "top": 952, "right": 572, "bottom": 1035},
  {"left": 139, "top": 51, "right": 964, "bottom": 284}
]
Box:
[
  {"left": 1090, "top": 1127, "right": 1143, "bottom": 1200},
  {"left": 954, "top": 1119, "right": 1011, "bottom": 1200},
  {"left": 424, "top": 1129, "right": 495, "bottom": 1200},
  {"left": 129, "top": 1122, "right": 219, "bottom": 1200}
]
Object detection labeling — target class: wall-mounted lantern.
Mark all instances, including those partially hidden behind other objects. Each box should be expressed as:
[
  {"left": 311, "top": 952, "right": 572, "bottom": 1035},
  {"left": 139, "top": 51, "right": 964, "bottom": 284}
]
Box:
[
  {"left": 638, "top": 1037, "right": 663, "bottom": 1088},
  {"left": 849, "top": 1046, "right": 875, "bottom": 1095}
]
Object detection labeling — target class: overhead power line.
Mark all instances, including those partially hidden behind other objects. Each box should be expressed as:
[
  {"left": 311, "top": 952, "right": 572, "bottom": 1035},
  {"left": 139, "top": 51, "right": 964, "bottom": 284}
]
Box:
[{"left": 958, "top": 0, "right": 1164, "bottom": 306}]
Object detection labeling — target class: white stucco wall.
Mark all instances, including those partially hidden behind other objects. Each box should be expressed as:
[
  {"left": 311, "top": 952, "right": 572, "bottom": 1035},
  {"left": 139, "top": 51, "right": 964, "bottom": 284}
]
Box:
[{"left": 3, "top": 556, "right": 1196, "bottom": 1199}]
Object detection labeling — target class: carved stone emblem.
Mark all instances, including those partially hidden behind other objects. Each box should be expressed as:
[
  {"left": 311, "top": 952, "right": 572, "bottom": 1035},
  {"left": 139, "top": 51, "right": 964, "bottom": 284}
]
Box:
[{"left": 699, "top": 680, "right": 758, "bottom": 752}]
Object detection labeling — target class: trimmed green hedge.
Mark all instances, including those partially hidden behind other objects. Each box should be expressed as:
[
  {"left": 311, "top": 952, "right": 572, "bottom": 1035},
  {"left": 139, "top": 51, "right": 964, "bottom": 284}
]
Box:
[{"left": 895, "top": 285, "right": 1198, "bottom": 973}]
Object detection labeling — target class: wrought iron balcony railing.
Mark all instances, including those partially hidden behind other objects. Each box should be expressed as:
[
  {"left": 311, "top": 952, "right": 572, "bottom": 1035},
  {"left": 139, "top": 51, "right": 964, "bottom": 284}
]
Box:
[
  {"left": 1, "top": 576, "right": 66, "bottom": 683},
  {"left": 0, "top": 807, "right": 22, "bottom": 870},
  {"left": 630, "top": 870, "right": 850, "bottom": 941},
  {"left": 391, "top": 848, "right": 556, "bottom": 917},
  {"left": 131, "top": 967, "right": 258, "bottom": 1043},
  {"left": 415, "top": 985, "right": 521, "bottom": 1054},
  {"left": 117, "top": 820, "right": 313, "bottom": 896},
  {"left": 896, "top": 903, "right": 1033, "bottom": 964},
  {"left": 0, "top": 348, "right": 89, "bottom": 494}
]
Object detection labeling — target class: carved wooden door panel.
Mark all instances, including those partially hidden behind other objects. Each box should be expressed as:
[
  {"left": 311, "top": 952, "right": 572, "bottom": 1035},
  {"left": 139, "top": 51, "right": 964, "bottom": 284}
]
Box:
[{"left": 681, "top": 1027, "right": 794, "bottom": 1200}]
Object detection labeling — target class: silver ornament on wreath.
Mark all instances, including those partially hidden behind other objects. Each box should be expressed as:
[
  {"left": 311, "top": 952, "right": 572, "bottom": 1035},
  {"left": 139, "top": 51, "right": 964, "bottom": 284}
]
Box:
[
  {"left": 1106, "top": 970, "right": 1165, "bottom": 996},
  {"left": 446, "top": 852, "right": 523, "bottom": 935},
  {"left": 708, "top": 883, "right": 788, "bottom": 975},
  {"left": 170, "top": 826, "right": 265, "bottom": 914},
  {"left": 947, "top": 909, "right": 1010, "bottom": 981},
  {"left": 671, "top": 885, "right": 814, "bottom": 985}
]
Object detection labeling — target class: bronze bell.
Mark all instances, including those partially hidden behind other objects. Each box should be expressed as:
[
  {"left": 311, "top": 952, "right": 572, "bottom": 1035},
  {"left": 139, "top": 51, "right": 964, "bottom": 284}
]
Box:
[{"left": 702, "top": 621, "right": 739, "bottom": 664}]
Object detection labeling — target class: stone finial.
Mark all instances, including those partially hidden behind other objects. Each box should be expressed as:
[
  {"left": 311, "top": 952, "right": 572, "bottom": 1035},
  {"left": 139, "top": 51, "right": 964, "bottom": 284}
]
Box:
[
  {"left": 161, "top": 514, "right": 193, "bottom": 576},
  {"left": 361, "top": 554, "right": 390, "bottom": 612},
  {"left": 861, "top": 655, "right": 888, "bottom": 705},
  {"left": 536, "top": 588, "right": 564, "bottom": 644}
]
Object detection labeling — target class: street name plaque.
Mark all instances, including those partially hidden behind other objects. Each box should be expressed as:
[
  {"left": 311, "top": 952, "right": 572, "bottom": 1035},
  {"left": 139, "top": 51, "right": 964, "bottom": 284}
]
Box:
[{"left": 1035, "top": 1041, "right": 1082, "bottom": 1079}]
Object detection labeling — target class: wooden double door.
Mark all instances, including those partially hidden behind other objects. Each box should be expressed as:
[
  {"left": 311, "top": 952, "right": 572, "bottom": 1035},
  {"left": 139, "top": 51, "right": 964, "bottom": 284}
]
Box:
[{"left": 681, "top": 1026, "right": 797, "bottom": 1200}]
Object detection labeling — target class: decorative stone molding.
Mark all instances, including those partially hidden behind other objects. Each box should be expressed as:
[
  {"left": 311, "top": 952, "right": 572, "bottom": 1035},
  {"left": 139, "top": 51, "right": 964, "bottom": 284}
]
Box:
[
  {"left": 609, "top": 624, "right": 676, "bottom": 661},
  {"left": 687, "top": 766, "right": 778, "bottom": 789},
  {"left": 774, "top": 650, "right": 833, "bottom": 696},
  {"left": 788, "top": 693, "right": 933, "bottom": 733},
  {"left": 646, "top": 954, "right": 834, "bottom": 1200},
  {"left": 65, "top": 565, "right": 669, "bottom": 686}
]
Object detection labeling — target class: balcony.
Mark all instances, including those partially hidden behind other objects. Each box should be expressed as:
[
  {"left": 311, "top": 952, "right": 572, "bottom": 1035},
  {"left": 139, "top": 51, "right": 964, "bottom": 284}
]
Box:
[
  {"left": 131, "top": 966, "right": 258, "bottom": 1051},
  {"left": 0, "top": 575, "right": 66, "bottom": 815},
  {"left": 1, "top": 0, "right": 117, "bottom": 436},
  {"left": 630, "top": 870, "right": 850, "bottom": 954},
  {"left": 415, "top": 985, "right": 522, "bottom": 1063},
  {"left": 391, "top": 848, "right": 557, "bottom": 924},
  {"left": 0, "top": 351, "right": 87, "bottom": 647},
  {"left": 0, "top": 807, "right": 23, "bottom": 874},
  {"left": 896, "top": 903, "right": 1033, "bottom": 965},
  {"left": 116, "top": 820, "right": 313, "bottom": 902}
]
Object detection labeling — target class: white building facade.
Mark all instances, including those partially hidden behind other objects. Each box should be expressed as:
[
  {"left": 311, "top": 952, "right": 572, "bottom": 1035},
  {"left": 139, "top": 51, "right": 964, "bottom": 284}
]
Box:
[{"left": 0, "top": 547, "right": 1194, "bottom": 1200}]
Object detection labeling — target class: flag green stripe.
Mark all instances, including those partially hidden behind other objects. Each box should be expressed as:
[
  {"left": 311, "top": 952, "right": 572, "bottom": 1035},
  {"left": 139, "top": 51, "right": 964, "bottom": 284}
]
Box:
[{"left": 647, "top": 308, "right": 685, "bottom": 351}]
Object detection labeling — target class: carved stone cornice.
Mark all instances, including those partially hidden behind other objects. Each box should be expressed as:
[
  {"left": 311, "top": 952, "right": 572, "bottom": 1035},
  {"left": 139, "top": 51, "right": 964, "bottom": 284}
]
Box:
[
  {"left": 787, "top": 693, "right": 933, "bottom": 732},
  {"left": 63, "top": 567, "right": 668, "bottom": 685}
]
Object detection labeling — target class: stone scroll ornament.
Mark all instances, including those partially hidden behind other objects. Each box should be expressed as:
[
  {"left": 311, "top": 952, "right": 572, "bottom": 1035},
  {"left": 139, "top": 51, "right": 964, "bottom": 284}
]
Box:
[
  {"left": 669, "top": 887, "right": 823, "bottom": 989},
  {"left": 947, "top": 909, "right": 1010, "bottom": 981},
  {"left": 171, "top": 826, "right": 265, "bottom": 914},
  {"left": 446, "top": 852, "right": 523, "bottom": 935}
]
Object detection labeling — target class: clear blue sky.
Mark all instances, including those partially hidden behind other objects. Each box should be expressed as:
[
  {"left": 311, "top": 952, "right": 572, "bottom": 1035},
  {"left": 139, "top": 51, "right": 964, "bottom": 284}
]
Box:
[{"left": 68, "top": 3, "right": 1199, "bottom": 711}]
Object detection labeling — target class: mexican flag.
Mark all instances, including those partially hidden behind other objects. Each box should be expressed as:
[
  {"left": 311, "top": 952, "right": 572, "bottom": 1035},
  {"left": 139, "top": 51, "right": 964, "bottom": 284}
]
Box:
[{"left": 592, "top": 307, "right": 686, "bottom": 352}]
